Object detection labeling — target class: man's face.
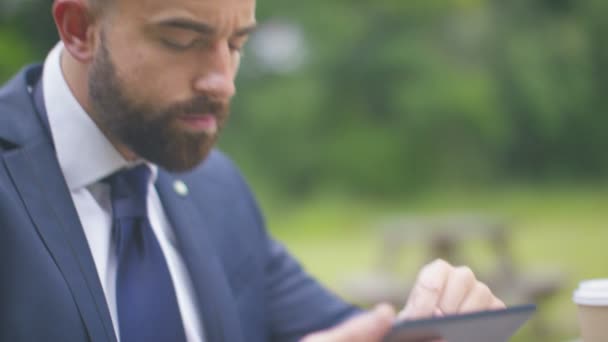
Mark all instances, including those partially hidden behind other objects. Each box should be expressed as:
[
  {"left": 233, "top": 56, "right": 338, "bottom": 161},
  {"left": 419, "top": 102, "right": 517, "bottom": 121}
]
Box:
[{"left": 87, "top": 0, "right": 256, "bottom": 171}]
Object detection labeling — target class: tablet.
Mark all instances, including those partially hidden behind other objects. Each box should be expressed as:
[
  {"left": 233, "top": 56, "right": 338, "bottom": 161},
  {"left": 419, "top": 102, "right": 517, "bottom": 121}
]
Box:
[{"left": 383, "top": 304, "right": 536, "bottom": 342}]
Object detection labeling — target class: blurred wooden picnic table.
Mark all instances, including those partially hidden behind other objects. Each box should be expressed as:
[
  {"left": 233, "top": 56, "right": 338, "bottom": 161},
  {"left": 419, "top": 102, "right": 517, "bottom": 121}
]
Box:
[{"left": 339, "top": 214, "right": 566, "bottom": 340}]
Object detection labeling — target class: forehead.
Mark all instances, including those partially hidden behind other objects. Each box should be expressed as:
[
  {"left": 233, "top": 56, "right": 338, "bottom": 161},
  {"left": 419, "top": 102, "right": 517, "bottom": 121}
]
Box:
[{"left": 114, "top": 0, "right": 256, "bottom": 26}]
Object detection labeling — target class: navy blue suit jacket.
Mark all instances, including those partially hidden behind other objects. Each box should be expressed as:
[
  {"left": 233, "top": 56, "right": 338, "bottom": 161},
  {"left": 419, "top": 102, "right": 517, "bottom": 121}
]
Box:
[{"left": 0, "top": 66, "right": 358, "bottom": 342}]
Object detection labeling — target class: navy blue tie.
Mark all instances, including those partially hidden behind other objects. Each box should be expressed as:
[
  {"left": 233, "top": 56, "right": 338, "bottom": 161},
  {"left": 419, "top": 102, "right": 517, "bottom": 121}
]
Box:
[{"left": 107, "top": 165, "right": 187, "bottom": 342}]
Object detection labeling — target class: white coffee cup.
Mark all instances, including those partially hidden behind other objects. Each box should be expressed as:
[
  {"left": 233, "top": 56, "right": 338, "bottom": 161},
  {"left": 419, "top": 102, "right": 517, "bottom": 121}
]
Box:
[{"left": 573, "top": 279, "right": 608, "bottom": 342}]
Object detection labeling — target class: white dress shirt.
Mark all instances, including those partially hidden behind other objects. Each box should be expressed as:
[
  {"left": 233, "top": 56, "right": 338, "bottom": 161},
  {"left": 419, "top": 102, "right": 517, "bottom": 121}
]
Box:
[{"left": 42, "top": 42, "right": 205, "bottom": 342}]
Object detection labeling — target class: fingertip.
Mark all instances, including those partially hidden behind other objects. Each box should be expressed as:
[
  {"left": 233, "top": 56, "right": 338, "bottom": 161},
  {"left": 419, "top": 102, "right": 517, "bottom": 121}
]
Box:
[
  {"left": 372, "top": 304, "right": 397, "bottom": 340},
  {"left": 373, "top": 303, "right": 397, "bottom": 328},
  {"left": 491, "top": 298, "right": 507, "bottom": 310},
  {"left": 374, "top": 303, "right": 396, "bottom": 317}
]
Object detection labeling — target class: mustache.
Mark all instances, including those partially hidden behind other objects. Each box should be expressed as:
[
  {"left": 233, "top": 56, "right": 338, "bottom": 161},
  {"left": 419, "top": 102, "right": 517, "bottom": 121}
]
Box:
[{"left": 167, "top": 96, "right": 230, "bottom": 117}]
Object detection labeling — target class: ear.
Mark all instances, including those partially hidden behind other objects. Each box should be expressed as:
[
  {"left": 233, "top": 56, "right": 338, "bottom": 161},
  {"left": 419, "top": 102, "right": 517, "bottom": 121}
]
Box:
[{"left": 53, "top": 0, "right": 99, "bottom": 63}]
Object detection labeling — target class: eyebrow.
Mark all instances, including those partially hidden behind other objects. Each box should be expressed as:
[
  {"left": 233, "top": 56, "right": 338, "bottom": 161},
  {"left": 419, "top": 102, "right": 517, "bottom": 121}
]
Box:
[{"left": 156, "top": 19, "right": 258, "bottom": 37}]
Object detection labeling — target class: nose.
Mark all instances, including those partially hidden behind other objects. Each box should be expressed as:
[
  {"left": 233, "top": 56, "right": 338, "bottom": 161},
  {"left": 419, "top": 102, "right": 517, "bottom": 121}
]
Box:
[{"left": 193, "top": 41, "right": 237, "bottom": 99}]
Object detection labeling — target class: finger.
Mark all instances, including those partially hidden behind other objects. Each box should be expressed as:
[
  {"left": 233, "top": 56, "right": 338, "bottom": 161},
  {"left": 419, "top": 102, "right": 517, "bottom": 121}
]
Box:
[
  {"left": 490, "top": 297, "right": 507, "bottom": 310},
  {"left": 326, "top": 304, "right": 395, "bottom": 342},
  {"left": 303, "top": 304, "right": 396, "bottom": 342},
  {"left": 400, "top": 259, "right": 451, "bottom": 319},
  {"left": 437, "top": 266, "right": 476, "bottom": 315},
  {"left": 458, "top": 282, "right": 493, "bottom": 314}
]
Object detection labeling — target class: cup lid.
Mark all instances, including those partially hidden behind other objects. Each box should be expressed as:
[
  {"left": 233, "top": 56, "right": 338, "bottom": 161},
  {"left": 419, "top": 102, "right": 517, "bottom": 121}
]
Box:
[{"left": 573, "top": 279, "right": 608, "bottom": 306}]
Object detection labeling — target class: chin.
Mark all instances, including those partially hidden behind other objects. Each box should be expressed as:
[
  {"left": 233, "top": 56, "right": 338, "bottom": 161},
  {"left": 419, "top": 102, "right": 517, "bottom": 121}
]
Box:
[{"left": 153, "top": 142, "right": 216, "bottom": 173}]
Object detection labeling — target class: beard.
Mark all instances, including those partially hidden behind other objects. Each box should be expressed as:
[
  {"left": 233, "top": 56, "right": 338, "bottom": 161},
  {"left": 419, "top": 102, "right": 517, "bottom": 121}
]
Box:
[{"left": 87, "top": 35, "right": 230, "bottom": 172}]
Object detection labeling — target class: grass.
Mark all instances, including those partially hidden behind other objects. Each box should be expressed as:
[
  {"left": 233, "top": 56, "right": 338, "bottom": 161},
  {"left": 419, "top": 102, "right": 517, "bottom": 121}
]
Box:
[{"left": 259, "top": 184, "right": 608, "bottom": 341}]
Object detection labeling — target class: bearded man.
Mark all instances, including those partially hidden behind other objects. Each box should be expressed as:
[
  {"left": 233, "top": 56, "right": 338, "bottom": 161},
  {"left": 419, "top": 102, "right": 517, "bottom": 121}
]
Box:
[{"left": 0, "top": 0, "right": 505, "bottom": 341}]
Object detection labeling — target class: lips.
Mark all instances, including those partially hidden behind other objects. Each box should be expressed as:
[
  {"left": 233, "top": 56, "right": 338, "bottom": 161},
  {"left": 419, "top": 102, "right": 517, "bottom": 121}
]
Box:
[{"left": 177, "top": 114, "right": 218, "bottom": 134}]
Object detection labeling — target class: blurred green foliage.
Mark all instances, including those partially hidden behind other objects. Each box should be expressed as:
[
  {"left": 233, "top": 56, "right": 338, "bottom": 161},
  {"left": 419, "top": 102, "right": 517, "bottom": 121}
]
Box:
[
  {"left": 1, "top": 0, "right": 607, "bottom": 198},
  {"left": 228, "top": 0, "right": 608, "bottom": 197}
]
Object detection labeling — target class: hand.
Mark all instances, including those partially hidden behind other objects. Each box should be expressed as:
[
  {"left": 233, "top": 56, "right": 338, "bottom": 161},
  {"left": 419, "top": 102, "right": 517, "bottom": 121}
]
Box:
[
  {"left": 301, "top": 259, "right": 504, "bottom": 342},
  {"left": 301, "top": 304, "right": 396, "bottom": 342},
  {"left": 399, "top": 259, "right": 505, "bottom": 320}
]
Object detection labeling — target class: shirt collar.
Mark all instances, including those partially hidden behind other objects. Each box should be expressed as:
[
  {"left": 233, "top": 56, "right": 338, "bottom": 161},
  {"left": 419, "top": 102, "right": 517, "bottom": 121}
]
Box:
[{"left": 42, "top": 42, "right": 158, "bottom": 191}]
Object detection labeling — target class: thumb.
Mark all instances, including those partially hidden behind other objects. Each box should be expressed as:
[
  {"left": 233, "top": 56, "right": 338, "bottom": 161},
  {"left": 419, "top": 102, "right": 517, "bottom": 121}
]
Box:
[{"left": 302, "top": 304, "right": 396, "bottom": 342}]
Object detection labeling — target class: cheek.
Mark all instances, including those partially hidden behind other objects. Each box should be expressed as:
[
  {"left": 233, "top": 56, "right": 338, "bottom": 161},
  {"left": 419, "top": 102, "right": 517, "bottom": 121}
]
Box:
[
  {"left": 100, "top": 26, "right": 189, "bottom": 105},
  {"left": 113, "top": 53, "right": 189, "bottom": 106},
  {"left": 106, "top": 33, "right": 172, "bottom": 92}
]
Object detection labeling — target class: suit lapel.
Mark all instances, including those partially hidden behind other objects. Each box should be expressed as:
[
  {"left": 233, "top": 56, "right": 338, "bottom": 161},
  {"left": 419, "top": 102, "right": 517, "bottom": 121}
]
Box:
[
  {"left": 156, "top": 172, "right": 243, "bottom": 342},
  {"left": 2, "top": 139, "right": 117, "bottom": 342}
]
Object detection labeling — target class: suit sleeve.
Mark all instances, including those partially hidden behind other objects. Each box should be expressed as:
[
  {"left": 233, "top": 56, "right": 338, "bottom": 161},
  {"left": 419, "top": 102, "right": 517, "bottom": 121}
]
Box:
[
  {"left": 229, "top": 168, "right": 360, "bottom": 341},
  {"left": 264, "top": 239, "right": 361, "bottom": 342},
  {"left": 209, "top": 150, "right": 361, "bottom": 341}
]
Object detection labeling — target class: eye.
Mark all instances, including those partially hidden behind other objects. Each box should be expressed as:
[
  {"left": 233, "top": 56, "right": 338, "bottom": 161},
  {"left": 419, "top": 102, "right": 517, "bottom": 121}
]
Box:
[
  {"left": 228, "top": 37, "right": 248, "bottom": 53},
  {"left": 228, "top": 43, "right": 243, "bottom": 53},
  {"left": 161, "top": 38, "right": 196, "bottom": 51}
]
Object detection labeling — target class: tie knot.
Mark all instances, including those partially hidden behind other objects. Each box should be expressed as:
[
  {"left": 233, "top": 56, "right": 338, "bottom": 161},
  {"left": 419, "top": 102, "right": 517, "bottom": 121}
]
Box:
[{"left": 106, "top": 164, "right": 152, "bottom": 218}]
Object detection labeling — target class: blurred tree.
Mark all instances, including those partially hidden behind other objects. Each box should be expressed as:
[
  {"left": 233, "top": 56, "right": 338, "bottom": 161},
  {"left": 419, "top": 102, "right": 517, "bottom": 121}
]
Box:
[
  {"left": 226, "top": 0, "right": 608, "bottom": 196},
  {"left": 0, "top": 0, "right": 55, "bottom": 80}
]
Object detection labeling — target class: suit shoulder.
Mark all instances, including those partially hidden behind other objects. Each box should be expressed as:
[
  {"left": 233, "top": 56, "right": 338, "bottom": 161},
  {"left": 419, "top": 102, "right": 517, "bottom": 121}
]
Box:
[
  {"left": 0, "top": 65, "right": 44, "bottom": 149},
  {"left": 200, "top": 149, "right": 240, "bottom": 176},
  {"left": 185, "top": 149, "right": 249, "bottom": 188}
]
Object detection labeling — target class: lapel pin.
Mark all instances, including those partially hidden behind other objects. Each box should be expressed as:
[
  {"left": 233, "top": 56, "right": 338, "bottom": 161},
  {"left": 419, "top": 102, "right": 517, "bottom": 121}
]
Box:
[{"left": 173, "top": 180, "right": 189, "bottom": 196}]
